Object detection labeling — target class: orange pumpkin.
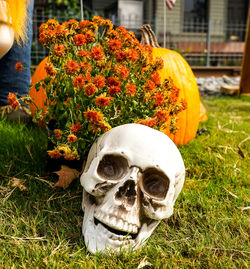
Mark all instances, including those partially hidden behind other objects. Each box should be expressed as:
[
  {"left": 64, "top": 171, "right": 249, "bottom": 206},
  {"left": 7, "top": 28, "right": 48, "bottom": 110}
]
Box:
[
  {"left": 29, "top": 57, "right": 49, "bottom": 117},
  {"left": 141, "top": 24, "right": 207, "bottom": 145}
]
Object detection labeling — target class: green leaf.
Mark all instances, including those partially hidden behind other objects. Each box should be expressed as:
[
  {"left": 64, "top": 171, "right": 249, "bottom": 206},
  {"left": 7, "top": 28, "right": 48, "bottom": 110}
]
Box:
[
  {"left": 44, "top": 77, "right": 52, "bottom": 85},
  {"left": 35, "top": 82, "right": 41, "bottom": 92}
]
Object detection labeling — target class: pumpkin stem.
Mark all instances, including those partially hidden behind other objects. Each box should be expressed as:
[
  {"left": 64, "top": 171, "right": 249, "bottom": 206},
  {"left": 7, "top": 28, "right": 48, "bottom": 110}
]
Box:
[{"left": 140, "top": 24, "right": 160, "bottom": 48}]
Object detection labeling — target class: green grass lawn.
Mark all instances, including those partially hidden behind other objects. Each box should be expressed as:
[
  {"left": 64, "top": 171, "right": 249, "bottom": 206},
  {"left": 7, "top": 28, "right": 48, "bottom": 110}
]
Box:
[{"left": 0, "top": 96, "right": 249, "bottom": 268}]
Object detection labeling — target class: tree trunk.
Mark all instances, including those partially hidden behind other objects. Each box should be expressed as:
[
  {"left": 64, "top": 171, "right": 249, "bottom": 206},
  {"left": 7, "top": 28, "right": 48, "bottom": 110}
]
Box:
[{"left": 240, "top": 5, "right": 250, "bottom": 96}]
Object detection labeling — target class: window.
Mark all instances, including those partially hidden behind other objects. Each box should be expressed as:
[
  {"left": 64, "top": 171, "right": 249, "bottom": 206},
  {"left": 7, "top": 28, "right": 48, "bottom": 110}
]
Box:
[
  {"left": 227, "top": 0, "right": 248, "bottom": 24},
  {"left": 183, "top": 0, "right": 208, "bottom": 32},
  {"left": 227, "top": 0, "right": 249, "bottom": 41}
]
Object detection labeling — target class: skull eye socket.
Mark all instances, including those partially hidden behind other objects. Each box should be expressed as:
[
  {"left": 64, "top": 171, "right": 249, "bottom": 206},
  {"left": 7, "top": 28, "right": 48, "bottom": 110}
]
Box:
[
  {"left": 97, "top": 154, "right": 128, "bottom": 180},
  {"left": 140, "top": 169, "right": 169, "bottom": 200}
]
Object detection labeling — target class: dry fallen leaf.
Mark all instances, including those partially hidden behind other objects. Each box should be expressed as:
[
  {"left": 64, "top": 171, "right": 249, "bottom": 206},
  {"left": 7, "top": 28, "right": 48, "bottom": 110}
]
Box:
[
  {"left": 137, "top": 257, "right": 152, "bottom": 268},
  {"left": 10, "top": 178, "right": 27, "bottom": 191},
  {"left": 53, "top": 165, "right": 81, "bottom": 189}
]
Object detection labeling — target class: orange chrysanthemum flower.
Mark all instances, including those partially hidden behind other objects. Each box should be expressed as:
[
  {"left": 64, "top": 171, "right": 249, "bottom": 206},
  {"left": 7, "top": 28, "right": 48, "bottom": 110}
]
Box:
[
  {"left": 39, "top": 29, "right": 55, "bottom": 46},
  {"left": 154, "top": 92, "right": 165, "bottom": 106},
  {"left": 73, "top": 75, "right": 85, "bottom": 89},
  {"left": 57, "top": 145, "right": 71, "bottom": 155},
  {"left": 109, "top": 86, "right": 121, "bottom": 96},
  {"left": 106, "top": 77, "right": 121, "bottom": 87},
  {"left": 106, "top": 29, "right": 119, "bottom": 38},
  {"left": 45, "top": 62, "right": 56, "bottom": 77},
  {"left": 64, "top": 151, "right": 78, "bottom": 161},
  {"left": 100, "top": 19, "right": 113, "bottom": 30},
  {"left": 89, "top": 123, "right": 101, "bottom": 134},
  {"left": 170, "top": 85, "right": 180, "bottom": 103},
  {"left": 141, "top": 44, "right": 153, "bottom": 55},
  {"left": 98, "top": 120, "right": 112, "bottom": 131},
  {"left": 77, "top": 50, "right": 90, "bottom": 57},
  {"left": 64, "top": 60, "right": 79, "bottom": 75},
  {"left": 116, "top": 25, "right": 127, "bottom": 34},
  {"left": 54, "top": 129, "right": 62, "bottom": 139},
  {"left": 53, "top": 44, "right": 66, "bottom": 57},
  {"left": 145, "top": 80, "right": 155, "bottom": 91},
  {"left": 113, "top": 64, "right": 129, "bottom": 81},
  {"left": 125, "top": 83, "right": 137, "bottom": 96},
  {"left": 153, "top": 57, "right": 164, "bottom": 70},
  {"left": 84, "top": 109, "right": 103, "bottom": 122},
  {"left": 74, "top": 34, "right": 87, "bottom": 46},
  {"left": 92, "top": 16, "right": 104, "bottom": 25},
  {"left": 67, "top": 134, "right": 78, "bottom": 143},
  {"left": 46, "top": 19, "right": 59, "bottom": 30},
  {"left": 89, "top": 121, "right": 111, "bottom": 133},
  {"left": 95, "top": 60, "right": 106, "bottom": 70},
  {"left": 154, "top": 109, "right": 168, "bottom": 122},
  {"left": 15, "top": 62, "right": 24, "bottom": 72},
  {"left": 38, "top": 32, "right": 47, "bottom": 45},
  {"left": 84, "top": 83, "right": 97, "bottom": 96},
  {"left": 39, "top": 23, "right": 48, "bottom": 33},
  {"left": 83, "top": 73, "right": 92, "bottom": 83},
  {"left": 7, "top": 92, "right": 16, "bottom": 103},
  {"left": 91, "top": 46, "right": 104, "bottom": 60},
  {"left": 48, "top": 149, "right": 62, "bottom": 159},
  {"left": 150, "top": 71, "right": 161, "bottom": 86},
  {"left": 79, "top": 20, "right": 91, "bottom": 29},
  {"left": 93, "top": 75, "right": 105, "bottom": 89},
  {"left": 126, "top": 48, "right": 139, "bottom": 61},
  {"left": 80, "top": 62, "right": 92, "bottom": 73},
  {"left": 62, "top": 19, "right": 79, "bottom": 31},
  {"left": 135, "top": 117, "right": 157, "bottom": 127},
  {"left": 81, "top": 21, "right": 98, "bottom": 32},
  {"left": 85, "top": 30, "right": 95, "bottom": 43},
  {"left": 115, "top": 50, "right": 126, "bottom": 61},
  {"left": 79, "top": 20, "right": 98, "bottom": 31},
  {"left": 119, "top": 66, "right": 129, "bottom": 80},
  {"left": 95, "top": 94, "right": 112, "bottom": 107},
  {"left": 70, "top": 122, "right": 82, "bottom": 134},
  {"left": 109, "top": 39, "right": 122, "bottom": 51},
  {"left": 7, "top": 93, "right": 20, "bottom": 109},
  {"left": 54, "top": 25, "right": 67, "bottom": 40}
]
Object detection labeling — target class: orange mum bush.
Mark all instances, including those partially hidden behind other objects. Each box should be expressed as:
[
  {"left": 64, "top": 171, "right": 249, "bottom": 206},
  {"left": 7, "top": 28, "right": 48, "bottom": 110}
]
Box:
[{"left": 21, "top": 17, "right": 186, "bottom": 160}]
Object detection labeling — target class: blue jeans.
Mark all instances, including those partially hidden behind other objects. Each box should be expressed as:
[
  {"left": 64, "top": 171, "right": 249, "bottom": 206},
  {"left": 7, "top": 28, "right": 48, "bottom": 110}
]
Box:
[{"left": 0, "top": 0, "right": 34, "bottom": 106}]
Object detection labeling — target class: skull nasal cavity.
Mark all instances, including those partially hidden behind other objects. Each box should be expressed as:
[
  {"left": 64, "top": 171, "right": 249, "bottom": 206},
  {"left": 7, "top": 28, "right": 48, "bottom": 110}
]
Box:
[{"left": 115, "top": 180, "right": 136, "bottom": 206}]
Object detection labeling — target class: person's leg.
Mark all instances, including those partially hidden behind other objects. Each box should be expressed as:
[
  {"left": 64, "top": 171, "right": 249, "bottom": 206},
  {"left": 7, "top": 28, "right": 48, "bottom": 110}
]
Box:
[{"left": 0, "top": 0, "right": 34, "bottom": 106}]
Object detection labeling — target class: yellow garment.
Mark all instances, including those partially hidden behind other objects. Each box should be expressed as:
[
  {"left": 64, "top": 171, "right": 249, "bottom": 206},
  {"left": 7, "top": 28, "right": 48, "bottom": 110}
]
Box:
[{"left": 0, "top": 0, "right": 29, "bottom": 44}]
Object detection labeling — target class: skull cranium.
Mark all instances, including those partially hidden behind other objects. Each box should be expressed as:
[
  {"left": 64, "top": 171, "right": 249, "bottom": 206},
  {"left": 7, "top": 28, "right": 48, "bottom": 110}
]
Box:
[{"left": 80, "top": 123, "right": 185, "bottom": 253}]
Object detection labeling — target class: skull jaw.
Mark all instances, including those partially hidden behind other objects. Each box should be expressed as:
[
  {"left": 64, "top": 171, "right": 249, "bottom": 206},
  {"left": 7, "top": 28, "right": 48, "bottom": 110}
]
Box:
[{"left": 82, "top": 191, "right": 160, "bottom": 254}]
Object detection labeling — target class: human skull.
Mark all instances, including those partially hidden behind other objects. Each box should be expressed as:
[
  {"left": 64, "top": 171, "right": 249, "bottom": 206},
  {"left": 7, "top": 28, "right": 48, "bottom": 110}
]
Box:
[{"left": 80, "top": 123, "right": 185, "bottom": 253}]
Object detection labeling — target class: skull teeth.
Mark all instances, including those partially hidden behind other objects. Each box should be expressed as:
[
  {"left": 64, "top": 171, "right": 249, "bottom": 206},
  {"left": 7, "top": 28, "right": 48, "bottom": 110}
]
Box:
[
  {"left": 94, "top": 212, "right": 138, "bottom": 234},
  {"left": 96, "top": 219, "right": 129, "bottom": 241},
  {"left": 94, "top": 217, "right": 136, "bottom": 240}
]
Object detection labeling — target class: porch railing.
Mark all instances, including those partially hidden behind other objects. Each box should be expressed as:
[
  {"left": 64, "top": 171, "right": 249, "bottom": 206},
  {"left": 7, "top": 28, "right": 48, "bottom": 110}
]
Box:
[{"left": 31, "top": 11, "right": 246, "bottom": 67}]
